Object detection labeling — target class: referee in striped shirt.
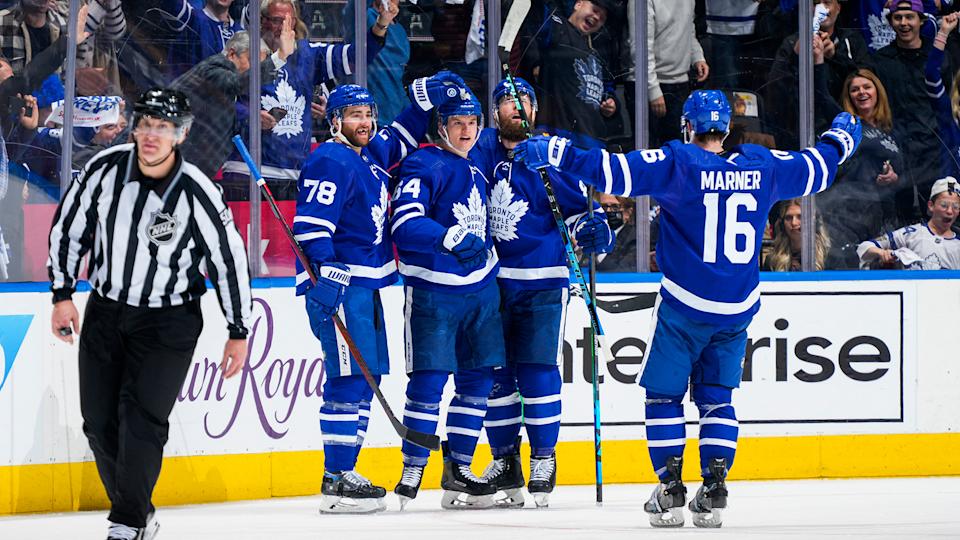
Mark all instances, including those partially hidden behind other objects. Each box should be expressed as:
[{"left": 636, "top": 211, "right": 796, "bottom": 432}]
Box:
[{"left": 47, "top": 88, "right": 252, "bottom": 540}]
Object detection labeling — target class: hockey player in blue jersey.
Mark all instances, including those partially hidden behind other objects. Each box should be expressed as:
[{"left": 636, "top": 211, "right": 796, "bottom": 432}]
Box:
[
  {"left": 390, "top": 89, "right": 507, "bottom": 510},
  {"left": 515, "top": 90, "right": 861, "bottom": 527},
  {"left": 221, "top": 0, "right": 396, "bottom": 200},
  {"left": 295, "top": 72, "right": 465, "bottom": 514},
  {"left": 469, "top": 77, "right": 614, "bottom": 508}
]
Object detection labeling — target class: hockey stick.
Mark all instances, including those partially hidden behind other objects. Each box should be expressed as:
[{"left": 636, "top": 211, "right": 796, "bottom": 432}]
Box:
[
  {"left": 498, "top": 1, "right": 606, "bottom": 503},
  {"left": 587, "top": 186, "right": 602, "bottom": 504},
  {"left": 232, "top": 135, "right": 441, "bottom": 451}
]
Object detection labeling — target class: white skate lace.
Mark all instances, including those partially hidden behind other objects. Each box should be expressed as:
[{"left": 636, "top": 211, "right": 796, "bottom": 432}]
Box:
[
  {"left": 343, "top": 470, "right": 373, "bottom": 487},
  {"left": 458, "top": 464, "right": 487, "bottom": 483},
  {"left": 400, "top": 465, "right": 423, "bottom": 487},
  {"left": 107, "top": 523, "right": 139, "bottom": 540},
  {"left": 530, "top": 456, "right": 555, "bottom": 483},
  {"left": 481, "top": 457, "right": 506, "bottom": 480}
]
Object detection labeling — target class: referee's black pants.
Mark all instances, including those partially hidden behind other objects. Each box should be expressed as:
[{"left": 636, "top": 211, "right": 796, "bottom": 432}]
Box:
[{"left": 78, "top": 293, "right": 203, "bottom": 527}]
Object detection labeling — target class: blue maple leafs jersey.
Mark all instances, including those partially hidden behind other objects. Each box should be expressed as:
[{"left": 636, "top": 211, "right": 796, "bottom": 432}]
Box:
[
  {"left": 471, "top": 128, "right": 600, "bottom": 291},
  {"left": 293, "top": 105, "right": 428, "bottom": 294},
  {"left": 155, "top": 0, "right": 243, "bottom": 78},
  {"left": 552, "top": 138, "right": 845, "bottom": 324},
  {"left": 391, "top": 146, "right": 499, "bottom": 293},
  {"left": 224, "top": 33, "right": 381, "bottom": 180}
]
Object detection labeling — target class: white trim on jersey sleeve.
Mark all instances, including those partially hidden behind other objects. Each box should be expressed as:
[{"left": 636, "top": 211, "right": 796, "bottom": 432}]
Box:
[
  {"left": 293, "top": 215, "right": 338, "bottom": 232},
  {"left": 399, "top": 250, "right": 499, "bottom": 286},
  {"left": 661, "top": 276, "right": 760, "bottom": 316},
  {"left": 615, "top": 153, "right": 632, "bottom": 196},
  {"left": 346, "top": 260, "right": 398, "bottom": 280},
  {"left": 497, "top": 265, "right": 569, "bottom": 280}
]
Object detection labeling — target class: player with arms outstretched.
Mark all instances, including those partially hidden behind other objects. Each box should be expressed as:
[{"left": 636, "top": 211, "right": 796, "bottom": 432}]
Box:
[
  {"left": 515, "top": 90, "right": 861, "bottom": 527},
  {"left": 470, "top": 77, "right": 614, "bottom": 508},
  {"left": 390, "top": 89, "right": 506, "bottom": 510},
  {"left": 294, "top": 72, "right": 464, "bottom": 514}
]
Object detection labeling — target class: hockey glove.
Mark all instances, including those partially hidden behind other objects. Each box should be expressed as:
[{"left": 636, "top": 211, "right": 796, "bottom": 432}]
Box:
[
  {"left": 820, "top": 112, "right": 862, "bottom": 165},
  {"left": 305, "top": 263, "right": 351, "bottom": 331},
  {"left": 441, "top": 225, "right": 487, "bottom": 271},
  {"left": 574, "top": 214, "right": 616, "bottom": 254},
  {"left": 409, "top": 70, "right": 467, "bottom": 112},
  {"left": 514, "top": 135, "right": 570, "bottom": 171}
]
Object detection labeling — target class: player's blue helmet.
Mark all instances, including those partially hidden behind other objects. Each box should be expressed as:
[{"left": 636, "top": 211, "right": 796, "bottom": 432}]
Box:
[
  {"left": 437, "top": 87, "right": 484, "bottom": 124},
  {"left": 493, "top": 76, "right": 538, "bottom": 111},
  {"left": 326, "top": 84, "right": 378, "bottom": 123},
  {"left": 681, "top": 90, "right": 731, "bottom": 143}
]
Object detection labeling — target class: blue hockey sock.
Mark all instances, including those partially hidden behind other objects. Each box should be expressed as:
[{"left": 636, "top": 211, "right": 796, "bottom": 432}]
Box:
[
  {"left": 484, "top": 365, "right": 522, "bottom": 457},
  {"left": 446, "top": 367, "right": 495, "bottom": 465},
  {"left": 645, "top": 390, "right": 687, "bottom": 482},
  {"left": 518, "top": 363, "right": 562, "bottom": 457},
  {"left": 692, "top": 384, "right": 738, "bottom": 479},
  {"left": 320, "top": 375, "right": 369, "bottom": 472},
  {"left": 401, "top": 370, "right": 448, "bottom": 466}
]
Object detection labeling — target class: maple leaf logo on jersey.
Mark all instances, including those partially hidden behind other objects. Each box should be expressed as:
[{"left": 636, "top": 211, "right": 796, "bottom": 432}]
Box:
[
  {"left": 488, "top": 178, "right": 528, "bottom": 241},
  {"left": 867, "top": 11, "right": 895, "bottom": 51},
  {"left": 574, "top": 56, "right": 603, "bottom": 110},
  {"left": 371, "top": 183, "right": 388, "bottom": 245},
  {"left": 452, "top": 184, "right": 487, "bottom": 240},
  {"left": 261, "top": 79, "right": 305, "bottom": 139}
]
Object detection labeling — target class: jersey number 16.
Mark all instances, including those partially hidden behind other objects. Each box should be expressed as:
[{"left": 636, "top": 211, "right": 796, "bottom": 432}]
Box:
[{"left": 702, "top": 193, "right": 757, "bottom": 264}]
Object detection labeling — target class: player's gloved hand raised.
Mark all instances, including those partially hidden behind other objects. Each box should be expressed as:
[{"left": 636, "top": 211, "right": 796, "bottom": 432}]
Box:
[
  {"left": 514, "top": 135, "right": 569, "bottom": 171},
  {"left": 305, "top": 263, "right": 351, "bottom": 333},
  {"left": 441, "top": 225, "right": 487, "bottom": 271},
  {"left": 820, "top": 111, "right": 862, "bottom": 163},
  {"left": 574, "top": 214, "right": 616, "bottom": 254},
  {"left": 409, "top": 70, "right": 467, "bottom": 111}
]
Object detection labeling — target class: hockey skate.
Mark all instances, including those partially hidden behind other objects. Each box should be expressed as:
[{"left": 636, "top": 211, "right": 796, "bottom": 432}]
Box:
[
  {"left": 689, "top": 458, "right": 729, "bottom": 528},
  {"left": 394, "top": 463, "right": 425, "bottom": 511},
  {"left": 440, "top": 441, "right": 496, "bottom": 509},
  {"left": 319, "top": 470, "right": 387, "bottom": 514},
  {"left": 527, "top": 453, "right": 557, "bottom": 508},
  {"left": 481, "top": 438, "right": 525, "bottom": 508},
  {"left": 106, "top": 512, "right": 159, "bottom": 540},
  {"left": 644, "top": 456, "right": 686, "bottom": 528}
]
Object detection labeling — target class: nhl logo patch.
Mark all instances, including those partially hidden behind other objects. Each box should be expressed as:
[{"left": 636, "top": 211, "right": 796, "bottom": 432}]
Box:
[{"left": 146, "top": 211, "right": 179, "bottom": 246}]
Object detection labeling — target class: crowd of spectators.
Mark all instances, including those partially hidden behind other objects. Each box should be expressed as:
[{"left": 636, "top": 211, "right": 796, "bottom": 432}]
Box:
[{"left": 1, "top": 0, "right": 959, "bottom": 282}]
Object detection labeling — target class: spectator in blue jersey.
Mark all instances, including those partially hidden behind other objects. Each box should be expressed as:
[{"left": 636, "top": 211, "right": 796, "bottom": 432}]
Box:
[
  {"left": 858, "top": 176, "right": 960, "bottom": 269},
  {"left": 515, "top": 90, "right": 861, "bottom": 528},
  {"left": 219, "top": 0, "right": 396, "bottom": 201},
  {"left": 469, "top": 77, "right": 612, "bottom": 509},
  {"left": 343, "top": 0, "right": 409, "bottom": 124},
  {"left": 925, "top": 12, "right": 960, "bottom": 178},
  {"left": 871, "top": 0, "right": 950, "bottom": 224},
  {"left": 145, "top": 0, "right": 244, "bottom": 80},
  {"left": 390, "top": 89, "right": 506, "bottom": 511},
  {"left": 295, "top": 72, "right": 463, "bottom": 514}
]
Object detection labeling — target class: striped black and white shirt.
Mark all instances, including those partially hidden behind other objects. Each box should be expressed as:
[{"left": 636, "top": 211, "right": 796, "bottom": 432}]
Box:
[{"left": 48, "top": 143, "right": 252, "bottom": 338}]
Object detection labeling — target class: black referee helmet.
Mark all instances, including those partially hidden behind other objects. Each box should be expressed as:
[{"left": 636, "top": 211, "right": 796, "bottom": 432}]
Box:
[{"left": 133, "top": 87, "right": 193, "bottom": 129}]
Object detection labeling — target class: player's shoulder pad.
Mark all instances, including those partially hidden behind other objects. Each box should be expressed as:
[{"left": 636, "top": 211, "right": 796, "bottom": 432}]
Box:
[
  {"left": 400, "top": 144, "right": 446, "bottom": 173},
  {"left": 303, "top": 141, "right": 360, "bottom": 173}
]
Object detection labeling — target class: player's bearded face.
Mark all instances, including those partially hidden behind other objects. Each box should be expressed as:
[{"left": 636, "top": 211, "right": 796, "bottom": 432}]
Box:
[
  {"left": 339, "top": 105, "right": 374, "bottom": 147},
  {"left": 496, "top": 96, "right": 535, "bottom": 142}
]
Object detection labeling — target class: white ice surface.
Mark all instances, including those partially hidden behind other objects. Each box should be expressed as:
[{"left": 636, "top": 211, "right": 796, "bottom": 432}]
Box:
[{"left": 2, "top": 477, "right": 959, "bottom": 539}]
